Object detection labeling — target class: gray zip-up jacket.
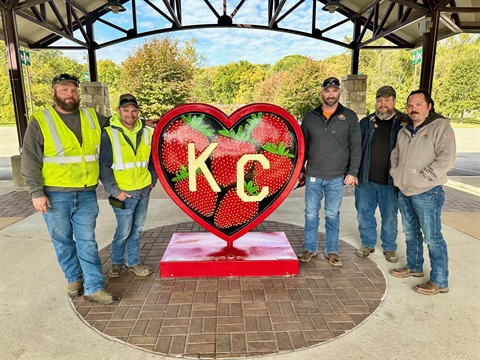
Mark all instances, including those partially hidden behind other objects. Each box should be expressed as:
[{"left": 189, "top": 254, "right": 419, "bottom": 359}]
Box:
[
  {"left": 301, "top": 103, "right": 361, "bottom": 179},
  {"left": 390, "top": 113, "right": 456, "bottom": 196}
]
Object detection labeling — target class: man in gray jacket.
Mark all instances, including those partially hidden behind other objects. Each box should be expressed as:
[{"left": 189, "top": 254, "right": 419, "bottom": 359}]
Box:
[
  {"left": 298, "top": 77, "right": 361, "bottom": 267},
  {"left": 390, "top": 90, "right": 456, "bottom": 295}
]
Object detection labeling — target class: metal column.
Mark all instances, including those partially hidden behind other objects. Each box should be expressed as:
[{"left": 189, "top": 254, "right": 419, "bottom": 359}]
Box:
[
  {"left": 419, "top": 9, "right": 440, "bottom": 93},
  {"left": 85, "top": 16, "right": 98, "bottom": 82},
  {"left": 351, "top": 17, "right": 361, "bottom": 75},
  {"left": 1, "top": 5, "right": 28, "bottom": 148}
]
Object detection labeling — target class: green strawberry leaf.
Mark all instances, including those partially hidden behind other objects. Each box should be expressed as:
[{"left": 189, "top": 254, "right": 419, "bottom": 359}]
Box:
[
  {"left": 180, "top": 113, "right": 215, "bottom": 137},
  {"left": 245, "top": 112, "right": 262, "bottom": 134},
  {"left": 261, "top": 142, "right": 294, "bottom": 158},
  {"left": 244, "top": 180, "right": 260, "bottom": 196},
  {"left": 172, "top": 165, "right": 203, "bottom": 181},
  {"left": 172, "top": 165, "right": 189, "bottom": 182},
  {"left": 218, "top": 126, "right": 254, "bottom": 143}
]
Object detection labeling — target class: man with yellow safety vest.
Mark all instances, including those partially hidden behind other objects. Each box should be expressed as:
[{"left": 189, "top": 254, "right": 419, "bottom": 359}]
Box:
[
  {"left": 99, "top": 94, "right": 157, "bottom": 279},
  {"left": 22, "top": 74, "right": 119, "bottom": 304}
]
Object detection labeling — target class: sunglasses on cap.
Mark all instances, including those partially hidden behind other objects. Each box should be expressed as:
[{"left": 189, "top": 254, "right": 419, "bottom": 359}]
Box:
[
  {"left": 52, "top": 74, "right": 80, "bottom": 87},
  {"left": 321, "top": 78, "right": 340, "bottom": 89}
]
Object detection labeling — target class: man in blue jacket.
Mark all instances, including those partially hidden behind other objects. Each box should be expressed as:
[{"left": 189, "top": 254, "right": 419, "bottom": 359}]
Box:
[{"left": 355, "top": 86, "right": 405, "bottom": 263}]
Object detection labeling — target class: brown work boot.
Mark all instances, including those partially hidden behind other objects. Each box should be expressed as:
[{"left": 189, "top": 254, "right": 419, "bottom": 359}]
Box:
[
  {"left": 67, "top": 280, "right": 83, "bottom": 299},
  {"left": 384, "top": 251, "right": 398, "bottom": 263},
  {"left": 391, "top": 266, "right": 424, "bottom": 278},
  {"left": 414, "top": 281, "right": 449, "bottom": 295},
  {"left": 107, "top": 264, "right": 123, "bottom": 278},
  {"left": 297, "top": 250, "right": 318, "bottom": 263},
  {"left": 127, "top": 264, "right": 153, "bottom": 277},
  {"left": 324, "top": 253, "right": 343, "bottom": 267},
  {"left": 356, "top": 246, "right": 375, "bottom": 258},
  {"left": 84, "top": 289, "right": 119, "bottom": 304}
]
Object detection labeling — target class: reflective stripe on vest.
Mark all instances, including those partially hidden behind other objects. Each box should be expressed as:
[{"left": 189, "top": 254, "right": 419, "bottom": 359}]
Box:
[
  {"left": 41, "top": 108, "right": 99, "bottom": 164},
  {"left": 106, "top": 125, "right": 152, "bottom": 191},
  {"left": 35, "top": 106, "right": 101, "bottom": 188},
  {"left": 110, "top": 128, "right": 150, "bottom": 171}
]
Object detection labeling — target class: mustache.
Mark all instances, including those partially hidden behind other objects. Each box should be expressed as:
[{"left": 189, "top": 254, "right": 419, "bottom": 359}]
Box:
[{"left": 410, "top": 111, "right": 420, "bottom": 115}]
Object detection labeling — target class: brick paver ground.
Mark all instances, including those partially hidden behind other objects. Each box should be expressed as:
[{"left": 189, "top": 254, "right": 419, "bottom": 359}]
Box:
[
  {"left": 2, "top": 185, "right": 477, "bottom": 221},
  {"left": 71, "top": 221, "right": 386, "bottom": 358}
]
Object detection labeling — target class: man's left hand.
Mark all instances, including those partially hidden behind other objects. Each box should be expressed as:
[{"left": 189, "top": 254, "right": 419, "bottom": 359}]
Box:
[{"left": 344, "top": 175, "right": 358, "bottom": 187}]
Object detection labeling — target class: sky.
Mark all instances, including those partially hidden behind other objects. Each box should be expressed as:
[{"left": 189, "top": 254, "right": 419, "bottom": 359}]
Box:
[{"left": 58, "top": 0, "right": 354, "bottom": 67}]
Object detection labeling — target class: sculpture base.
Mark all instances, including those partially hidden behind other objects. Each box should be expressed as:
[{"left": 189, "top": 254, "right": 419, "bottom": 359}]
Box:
[{"left": 160, "top": 232, "right": 299, "bottom": 278}]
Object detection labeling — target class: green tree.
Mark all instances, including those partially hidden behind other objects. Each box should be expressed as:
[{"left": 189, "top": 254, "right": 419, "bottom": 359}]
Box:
[
  {"left": 266, "top": 55, "right": 307, "bottom": 76},
  {"left": 98, "top": 59, "right": 121, "bottom": 109},
  {"left": 211, "top": 60, "right": 266, "bottom": 105},
  {"left": 435, "top": 34, "right": 480, "bottom": 117},
  {"left": 0, "top": 47, "right": 14, "bottom": 124},
  {"left": 276, "top": 58, "right": 327, "bottom": 119},
  {"left": 119, "top": 36, "right": 199, "bottom": 117},
  {"left": 192, "top": 66, "right": 218, "bottom": 103}
]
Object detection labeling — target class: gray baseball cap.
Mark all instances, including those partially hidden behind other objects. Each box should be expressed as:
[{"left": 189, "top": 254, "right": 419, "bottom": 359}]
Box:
[{"left": 376, "top": 86, "right": 396, "bottom": 98}]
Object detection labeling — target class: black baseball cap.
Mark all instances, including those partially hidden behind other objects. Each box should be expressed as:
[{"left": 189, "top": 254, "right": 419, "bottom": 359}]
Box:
[
  {"left": 376, "top": 86, "right": 396, "bottom": 98},
  {"left": 52, "top": 73, "right": 80, "bottom": 87},
  {"left": 321, "top": 77, "right": 341, "bottom": 90},
  {"left": 118, "top": 94, "right": 139, "bottom": 108}
]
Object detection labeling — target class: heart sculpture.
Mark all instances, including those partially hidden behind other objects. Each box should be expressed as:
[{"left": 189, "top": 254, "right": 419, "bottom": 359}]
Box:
[{"left": 152, "top": 103, "right": 305, "bottom": 246}]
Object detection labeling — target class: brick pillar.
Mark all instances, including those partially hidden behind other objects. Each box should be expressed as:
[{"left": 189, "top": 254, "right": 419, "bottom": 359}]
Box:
[
  {"left": 80, "top": 82, "right": 111, "bottom": 116},
  {"left": 340, "top": 75, "right": 367, "bottom": 118}
]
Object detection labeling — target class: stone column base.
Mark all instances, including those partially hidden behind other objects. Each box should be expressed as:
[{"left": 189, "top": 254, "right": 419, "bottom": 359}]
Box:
[{"left": 341, "top": 75, "right": 367, "bottom": 118}]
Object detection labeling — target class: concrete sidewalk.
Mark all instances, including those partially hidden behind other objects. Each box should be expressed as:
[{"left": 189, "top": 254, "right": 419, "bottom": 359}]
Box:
[{"left": 0, "top": 178, "right": 479, "bottom": 359}]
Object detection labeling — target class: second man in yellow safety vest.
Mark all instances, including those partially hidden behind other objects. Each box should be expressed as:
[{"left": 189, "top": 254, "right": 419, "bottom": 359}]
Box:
[{"left": 99, "top": 94, "right": 157, "bottom": 278}]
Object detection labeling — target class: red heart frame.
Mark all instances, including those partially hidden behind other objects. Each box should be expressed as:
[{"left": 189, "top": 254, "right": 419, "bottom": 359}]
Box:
[{"left": 152, "top": 103, "right": 304, "bottom": 246}]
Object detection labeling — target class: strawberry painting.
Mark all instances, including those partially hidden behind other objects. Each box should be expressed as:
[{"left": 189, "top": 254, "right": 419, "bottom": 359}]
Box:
[
  {"left": 214, "top": 181, "right": 260, "bottom": 229},
  {"left": 172, "top": 166, "right": 218, "bottom": 217},
  {"left": 161, "top": 113, "right": 215, "bottom": 173},
  {"left": 246, "top": 112, "right": 293, "bottom": 147},
  {"left": 210, "top": 127, "right": 256, "bottom": 188},
  {"left": 253, "top": 142, "right": 294, "bottom": 197},
  {"left": 152, "top": 103, "right": 305, "bottom": 244}
]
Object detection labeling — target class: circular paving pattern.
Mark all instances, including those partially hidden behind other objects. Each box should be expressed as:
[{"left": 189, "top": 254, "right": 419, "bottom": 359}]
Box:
[{"left": 72, "top": 221, "right": 386, "bottom": 358}]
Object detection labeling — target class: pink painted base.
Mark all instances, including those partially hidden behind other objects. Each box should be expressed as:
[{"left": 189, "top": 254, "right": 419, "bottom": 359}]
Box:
[{"left": 160, "top": 232, "right": 299, "bottom": 278}]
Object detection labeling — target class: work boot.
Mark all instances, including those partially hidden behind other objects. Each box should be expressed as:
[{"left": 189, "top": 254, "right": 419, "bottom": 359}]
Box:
[
  {"left": 384, "top": 251, "right": 398, "bottom": 263},
  {"left": 127, "top": 264, "right": 153, "bottom": 277},
  {"left": 67, "top": 280, "right": 83, "bottom": 299},
  {"left": 391, "top": 266, "right": 424, "bottom": 278},
  {"left": 297, "top": 250, "right": 318, "bottom": 263},
  {"left": 84, "top": 289, "right": 119, "bottom": 304},
  {"left": 107, "top": 264, "right": 123, "bottom": 278},
  {"left": 356, "top": 246, "right": 375, "bottom": 258}
]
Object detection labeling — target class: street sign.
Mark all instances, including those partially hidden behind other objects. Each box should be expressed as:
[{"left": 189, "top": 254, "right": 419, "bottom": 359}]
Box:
[
  {"left": 84, "top": 71, "right": 90, "bottom": 81},
  {"left": 20, "top": 50, "right": 31, "bottom": 66},
  {"left": 411, "top": 49, "right": 422, "bottom": 65}
]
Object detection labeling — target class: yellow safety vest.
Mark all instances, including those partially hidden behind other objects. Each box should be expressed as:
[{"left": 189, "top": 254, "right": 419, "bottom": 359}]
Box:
[
  {"left": 34, "top": 107, "right": 101, "bottom": 187},
  {"left": 105, "top": 126, "right": 153, "bottom": 191}
]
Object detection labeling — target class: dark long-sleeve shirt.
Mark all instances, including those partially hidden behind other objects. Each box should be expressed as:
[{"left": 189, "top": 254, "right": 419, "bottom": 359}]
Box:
[{"left": 301, "top": 103, "right": 361, "bottom": 179}]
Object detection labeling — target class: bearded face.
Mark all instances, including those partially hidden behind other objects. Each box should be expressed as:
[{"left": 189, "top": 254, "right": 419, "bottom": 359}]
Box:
[
  {"left": 375, "top": 96, "right": 396, "bottom": 120},
  {"left": 320, "top": 87, "right": 341, "bottom": 107},
  {"left": 52, "top": 82, "right": 80, "bottom": 113}
]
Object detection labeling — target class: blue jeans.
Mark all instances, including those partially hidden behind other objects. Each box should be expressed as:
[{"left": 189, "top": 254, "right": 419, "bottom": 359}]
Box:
[
  {"left": 43, "top": 191, "right": 104, "bottom": 295},
  {"left": 110, "top": 195, "right": 150, "bottom": 267},
  {"left": 398, "top": 186, "right": 448, "bottom": 288},
  {"left": 355, "top": 181, "right": 398, "bottom": 251},
  {"left": 304, "top": 176, "right": 344, "bottom": 254}
]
